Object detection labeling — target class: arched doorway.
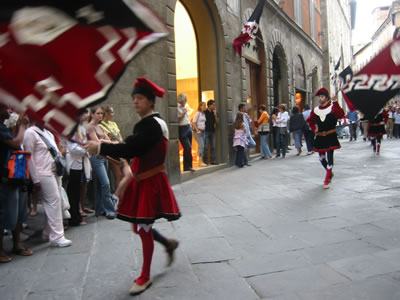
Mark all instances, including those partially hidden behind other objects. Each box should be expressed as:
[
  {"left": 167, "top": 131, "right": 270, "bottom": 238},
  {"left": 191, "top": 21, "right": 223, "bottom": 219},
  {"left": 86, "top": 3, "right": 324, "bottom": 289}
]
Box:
[
  {"left": 174, "top": 2, "right": 199, "bottom": 172},
  {"left": 173, "top": 0, "right": 226, "bottom": 171},
  {"left": 272, "top": 45, "right": 289, "bottom": 107},
  {"left": 294, "top": 55, "right": 306, "bottom": 111}
]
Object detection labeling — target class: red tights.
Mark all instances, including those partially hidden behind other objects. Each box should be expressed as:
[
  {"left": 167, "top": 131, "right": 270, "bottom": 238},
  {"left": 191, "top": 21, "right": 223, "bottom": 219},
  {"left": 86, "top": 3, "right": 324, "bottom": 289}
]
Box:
[{"left": 133, "top": 224, "right": 154, "bottom": 285}]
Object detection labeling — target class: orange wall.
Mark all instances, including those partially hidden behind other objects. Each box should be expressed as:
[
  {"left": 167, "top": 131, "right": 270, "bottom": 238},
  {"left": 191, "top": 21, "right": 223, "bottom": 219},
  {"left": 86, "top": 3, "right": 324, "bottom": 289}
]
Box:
[
  {"left": 280, "top": 0, "right": 294, "bottom": 19},
  {"left": 302, "top": 0, "right": 311, "bottom": 35},
  {"left": 279, "top": 0, "right": 322, "bottom": 48},
  {"left": 315, "top": 4, "right": 322, "bottom": 47}
]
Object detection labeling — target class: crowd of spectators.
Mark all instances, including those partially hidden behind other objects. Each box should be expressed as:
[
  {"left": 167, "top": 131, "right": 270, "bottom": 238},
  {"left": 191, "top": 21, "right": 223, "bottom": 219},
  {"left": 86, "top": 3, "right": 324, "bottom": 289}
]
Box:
[{"left": 0, "top": 104, "right": 125, "bottom": 263}]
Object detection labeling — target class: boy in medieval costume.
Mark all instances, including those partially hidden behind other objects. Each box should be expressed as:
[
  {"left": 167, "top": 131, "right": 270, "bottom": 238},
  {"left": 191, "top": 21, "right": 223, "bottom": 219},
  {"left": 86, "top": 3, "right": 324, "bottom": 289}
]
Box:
[
  {"left": 85, "top": 78, "right": 180, "bottom": 296},
  {"left": 307, "top": 88, "right": 344, "bottom": 189}
]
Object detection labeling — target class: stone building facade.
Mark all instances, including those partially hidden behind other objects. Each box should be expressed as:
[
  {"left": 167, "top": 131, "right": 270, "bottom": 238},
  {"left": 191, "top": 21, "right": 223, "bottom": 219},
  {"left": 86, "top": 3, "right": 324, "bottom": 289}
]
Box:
[
  {"left": 101, "top": 0, "right": 351, "bottom": 184},
  {"left": 320, "top": 0, "right": 353, "bottom": 107}
]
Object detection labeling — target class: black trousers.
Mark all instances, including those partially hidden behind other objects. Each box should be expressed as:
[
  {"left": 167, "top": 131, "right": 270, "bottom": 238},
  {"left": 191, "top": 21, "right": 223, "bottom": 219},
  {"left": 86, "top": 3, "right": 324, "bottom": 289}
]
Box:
[{"left": 67, "top": 169, "right": 83, "bottom": 226}]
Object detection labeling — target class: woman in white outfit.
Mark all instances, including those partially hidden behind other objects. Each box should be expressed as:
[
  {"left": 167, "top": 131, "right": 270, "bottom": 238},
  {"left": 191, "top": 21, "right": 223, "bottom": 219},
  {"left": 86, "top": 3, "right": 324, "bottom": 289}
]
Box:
[{"left": 23, "top": 125, "right": 72, "bottom": 247}]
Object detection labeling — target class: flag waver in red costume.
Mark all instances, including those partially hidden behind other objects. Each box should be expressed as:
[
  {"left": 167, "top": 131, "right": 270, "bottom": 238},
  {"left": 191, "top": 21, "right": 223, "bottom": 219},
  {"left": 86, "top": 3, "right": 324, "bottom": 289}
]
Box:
[
  {"left": 367, "top": 109, "right": 388, "bottom": 155},
  {"left": 307, "top": 88, "right": 344, "bottom": 189},
  {"left": 85, "top": 78, "right": 180, "bottom": 296}
]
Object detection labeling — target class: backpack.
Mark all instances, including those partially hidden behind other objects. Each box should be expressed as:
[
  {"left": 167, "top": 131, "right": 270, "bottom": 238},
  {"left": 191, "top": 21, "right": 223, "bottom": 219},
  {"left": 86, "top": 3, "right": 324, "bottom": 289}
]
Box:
[{"left": 2, "top": 150, "right": 31, "bottom": 184}]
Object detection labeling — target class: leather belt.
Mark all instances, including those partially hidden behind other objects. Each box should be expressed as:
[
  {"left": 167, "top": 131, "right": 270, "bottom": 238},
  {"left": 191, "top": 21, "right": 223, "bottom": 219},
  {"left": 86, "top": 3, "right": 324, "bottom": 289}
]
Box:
[
  {"left": 370, "top": 122, "right": 385, "bottom": 127},
  {"left": 134, "top": 165, "right": 165, "bottom": 182},
  {"left": 316, "top": 128, "right": 336, "bottom": 136}
]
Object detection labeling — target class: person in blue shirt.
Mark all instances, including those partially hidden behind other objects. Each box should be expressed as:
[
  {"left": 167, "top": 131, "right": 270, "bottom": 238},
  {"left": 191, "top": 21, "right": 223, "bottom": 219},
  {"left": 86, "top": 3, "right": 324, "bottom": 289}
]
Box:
[
  {"left": 347, "top": 110, "right": 359, "bottom": 141},
  {"left": 238, "top": 103, "right": 255, "bottom": 166}
]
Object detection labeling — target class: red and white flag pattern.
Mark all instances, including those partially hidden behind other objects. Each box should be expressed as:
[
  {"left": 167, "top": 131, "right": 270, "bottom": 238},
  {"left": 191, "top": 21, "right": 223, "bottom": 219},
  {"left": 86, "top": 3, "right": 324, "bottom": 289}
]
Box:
[
  {"left": 342, "top": 36, "right": 400, "bottom": 120},
  {"left": 0, "top": 0, "right": 169, "bottom": 136}
]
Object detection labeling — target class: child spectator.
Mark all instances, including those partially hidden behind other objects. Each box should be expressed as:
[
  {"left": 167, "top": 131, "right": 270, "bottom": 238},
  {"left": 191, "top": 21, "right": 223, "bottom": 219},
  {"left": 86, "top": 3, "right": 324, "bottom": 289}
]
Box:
[{"left": 233, "top": 112, "right": 248, "bottom": 168}]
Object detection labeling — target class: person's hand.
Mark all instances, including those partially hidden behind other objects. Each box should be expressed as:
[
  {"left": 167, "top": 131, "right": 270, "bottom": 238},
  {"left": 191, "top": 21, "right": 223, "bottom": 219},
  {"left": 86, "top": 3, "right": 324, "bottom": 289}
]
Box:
[
  {"left": 32, "top": 183, "right": 41, "bottom": 193},
  {"left": 17, "top": 114, "right": 29, "bottom": 127},
  {"left": 84, "top": 140, "right": 100, "bottom": 155},
  {"left": 331, "top": 95, "right": 338, "bottom": 102}
]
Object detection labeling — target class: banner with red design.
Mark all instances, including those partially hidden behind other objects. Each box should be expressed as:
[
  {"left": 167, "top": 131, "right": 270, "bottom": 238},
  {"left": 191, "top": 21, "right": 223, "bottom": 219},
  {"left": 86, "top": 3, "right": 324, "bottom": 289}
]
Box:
[
  {"left": 342, "top": 36, "right": 400, "bottom": 120},
  {"left": 0, "top": 0, "right": 169, "bottom": 136}
]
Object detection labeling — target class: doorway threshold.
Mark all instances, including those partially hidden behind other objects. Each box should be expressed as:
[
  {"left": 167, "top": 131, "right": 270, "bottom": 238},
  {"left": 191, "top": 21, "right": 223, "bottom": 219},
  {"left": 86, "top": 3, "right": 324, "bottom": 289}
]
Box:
[{"left": 180, "top": 163, "right": 228, "bottom": 182}]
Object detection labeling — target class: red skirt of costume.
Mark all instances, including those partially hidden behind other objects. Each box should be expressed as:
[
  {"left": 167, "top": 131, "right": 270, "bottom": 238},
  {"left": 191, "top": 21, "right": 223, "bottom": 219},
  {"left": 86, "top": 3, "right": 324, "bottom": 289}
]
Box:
[{"left": 116, "top": 172, "right": 181, "bottom": 224}]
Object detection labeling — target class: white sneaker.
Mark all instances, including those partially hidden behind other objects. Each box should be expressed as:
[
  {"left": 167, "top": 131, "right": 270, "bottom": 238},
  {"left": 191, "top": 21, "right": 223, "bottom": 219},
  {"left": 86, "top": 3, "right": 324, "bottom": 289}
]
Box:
[
  {"left": 111, "top": 194, "right": 119, "bottom": 210},
  {"left": 50, "top": 237, "right": 72, "bottom": 248}
]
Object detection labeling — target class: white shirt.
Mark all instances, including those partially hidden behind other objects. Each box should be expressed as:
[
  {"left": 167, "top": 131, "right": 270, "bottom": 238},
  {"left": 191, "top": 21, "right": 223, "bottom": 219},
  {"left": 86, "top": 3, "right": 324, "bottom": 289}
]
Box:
[
  {"left": 193, "top": 111, "right": 206, "bottom": 131},
  {"left": 23, "top": 127, "right": 60, "bottom": 183},
  {"left": 276, "top": 111, "right": 290, "bottom": 127},
  {"left": 177, "top": 104, "right": 191, "bottom": 126},
  {"left": 66, "top": 124, "right": 89, "bottom": 171},
  {"left": 395, "top": 112, "right": 400, "bottom": 124}
]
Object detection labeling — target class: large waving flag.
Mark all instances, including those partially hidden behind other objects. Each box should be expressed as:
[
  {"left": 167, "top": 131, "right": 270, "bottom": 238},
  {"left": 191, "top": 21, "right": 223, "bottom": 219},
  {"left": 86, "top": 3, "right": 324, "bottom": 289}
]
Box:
[
  {"left": 0, "top": 0, "right": 169, "bottom": 136},
  {"left": 233, "top": 0, "right": 265, "bottom": 56},
  {"left": 342, "top": 36, "right": 400, "bottom": 120}
]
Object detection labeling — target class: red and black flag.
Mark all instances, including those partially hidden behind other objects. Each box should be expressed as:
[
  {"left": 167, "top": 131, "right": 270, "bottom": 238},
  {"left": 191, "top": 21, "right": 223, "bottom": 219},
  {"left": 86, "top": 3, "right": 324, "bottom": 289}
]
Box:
[
  {"left": 233, "top": 0, "right": 265, "bottom": 56},
  {"left": 342, "top": 36, "right": 400, "bottom": 120},
  {"left": 338, "top": 65, "right": 353, "bottom": 89},
  {"left": 0, "top": 0, "right": 169, "bottom": 136}
]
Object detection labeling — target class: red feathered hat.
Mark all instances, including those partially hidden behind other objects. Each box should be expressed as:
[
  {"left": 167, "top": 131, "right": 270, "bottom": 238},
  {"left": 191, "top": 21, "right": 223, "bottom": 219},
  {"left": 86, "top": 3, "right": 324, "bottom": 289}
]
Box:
[
  {"left": 315, "top": 87, "right": 329, "bottom": 97},
  {"left": 132, "top": 77, "right": 165, "bottom": 101}
]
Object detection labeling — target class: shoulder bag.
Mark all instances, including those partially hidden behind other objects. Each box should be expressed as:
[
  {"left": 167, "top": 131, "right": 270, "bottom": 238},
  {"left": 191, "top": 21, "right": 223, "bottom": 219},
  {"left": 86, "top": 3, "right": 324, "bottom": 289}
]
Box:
[{"left": 36, "top": 131, "right": 66, "bottom": 177}]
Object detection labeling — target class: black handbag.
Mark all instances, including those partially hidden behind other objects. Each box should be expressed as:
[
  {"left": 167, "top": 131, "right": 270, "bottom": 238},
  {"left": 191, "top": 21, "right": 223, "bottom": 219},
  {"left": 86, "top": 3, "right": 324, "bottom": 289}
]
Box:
[{"left": 54, "top": 155, "right": 66, "bottom": 177}]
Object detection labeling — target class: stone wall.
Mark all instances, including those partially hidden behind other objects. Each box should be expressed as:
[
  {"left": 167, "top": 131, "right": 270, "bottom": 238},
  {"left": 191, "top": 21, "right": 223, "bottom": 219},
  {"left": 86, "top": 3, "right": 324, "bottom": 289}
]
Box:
[{"left": 321, "top": 0, "right": 352, "bottom": 101}]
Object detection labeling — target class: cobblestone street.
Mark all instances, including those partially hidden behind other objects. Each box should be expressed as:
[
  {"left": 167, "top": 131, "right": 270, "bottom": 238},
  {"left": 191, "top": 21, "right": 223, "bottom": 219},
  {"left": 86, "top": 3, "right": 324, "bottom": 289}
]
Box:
[{"left": 2, "top": 138, "right": 400, "bottom": 299}]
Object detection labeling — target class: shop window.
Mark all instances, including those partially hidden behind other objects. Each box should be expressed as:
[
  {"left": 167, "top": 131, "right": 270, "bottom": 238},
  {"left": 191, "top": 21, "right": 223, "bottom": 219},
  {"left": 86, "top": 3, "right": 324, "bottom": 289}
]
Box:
[{"left": 174, "top": 1, "right": 200, "bottom": 172}]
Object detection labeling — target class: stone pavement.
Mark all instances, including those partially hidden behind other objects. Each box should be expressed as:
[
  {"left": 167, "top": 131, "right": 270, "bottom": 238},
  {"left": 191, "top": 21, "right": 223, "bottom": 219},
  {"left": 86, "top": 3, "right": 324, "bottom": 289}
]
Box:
[{"left": 2, "top": 137, "right": 400, "bottom": 299}]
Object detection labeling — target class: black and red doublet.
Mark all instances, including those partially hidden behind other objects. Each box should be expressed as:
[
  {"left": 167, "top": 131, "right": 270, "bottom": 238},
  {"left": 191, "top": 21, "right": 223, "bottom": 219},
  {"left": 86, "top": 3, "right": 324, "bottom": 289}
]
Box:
[
  {"left": 307, "top": 101, "right": 345, "bottom": 152},
  {"left": 368, "top": 110, "right": 388, "bottom": 137},
  {"left": 100, "top": 113, "right": 180, "bottom": 224}
]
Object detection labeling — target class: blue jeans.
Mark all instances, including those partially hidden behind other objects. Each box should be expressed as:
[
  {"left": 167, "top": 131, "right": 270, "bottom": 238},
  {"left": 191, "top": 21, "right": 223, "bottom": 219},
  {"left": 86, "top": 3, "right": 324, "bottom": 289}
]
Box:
[
  {"left": 260, "top": 134, "right": 272, "bottom": 158},
  {"left": 0, "top": 184, "right": 28, "bottom": 230},
  {"left": 276, "top": 129, "right": 287, "bottom": 157},
  {"left": 90, "top": 156, "right": 115, "bottom": 216},
  {"left": 203, "top": 131, "right": 216, "bottom": 164},
  {"left": 303, "top": 129, "right": 315, "bottom": 152},
  {"left": 179, "top": 125, "right": 193, "bottom": 170},
  {"left": 193, "top": 130, "right": 205, "bottom": 157},
  {"left": 292, "top": 130, "right": 303, "bottom": 149}
]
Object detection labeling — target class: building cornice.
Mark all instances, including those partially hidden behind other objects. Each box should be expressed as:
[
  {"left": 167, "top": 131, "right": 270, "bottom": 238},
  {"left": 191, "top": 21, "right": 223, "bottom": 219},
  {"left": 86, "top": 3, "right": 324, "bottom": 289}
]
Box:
[{"left": 371, "top": 14, "right": 392, "bottom": 40}]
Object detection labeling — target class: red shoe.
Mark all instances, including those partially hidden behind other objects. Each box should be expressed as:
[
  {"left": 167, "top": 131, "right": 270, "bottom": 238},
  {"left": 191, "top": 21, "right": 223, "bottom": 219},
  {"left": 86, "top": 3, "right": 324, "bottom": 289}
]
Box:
[
  {"left": 376, "top": 144, "right": 380, "bottom": 155},
  {"left": 323, "top": 169, "right": 332, "bottom": 189}
]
